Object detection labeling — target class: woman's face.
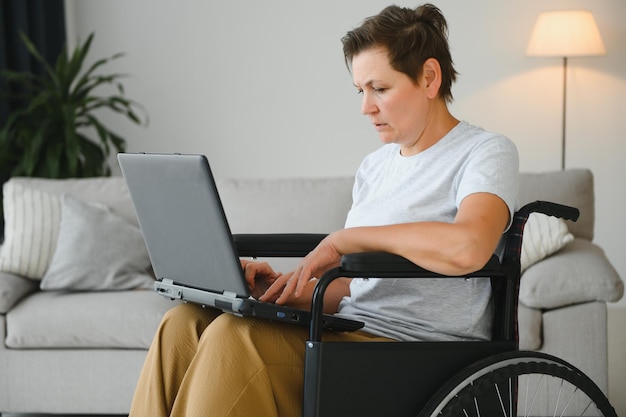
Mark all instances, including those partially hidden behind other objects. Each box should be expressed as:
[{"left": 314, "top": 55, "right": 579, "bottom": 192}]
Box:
[{"left": 352, "top": 47, "right": 432, "bottom": 153}]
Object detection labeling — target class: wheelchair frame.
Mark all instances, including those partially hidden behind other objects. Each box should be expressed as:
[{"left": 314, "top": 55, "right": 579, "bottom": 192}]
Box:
[{"left": 235, "top": 201, "right": 616, "bottom": 417}]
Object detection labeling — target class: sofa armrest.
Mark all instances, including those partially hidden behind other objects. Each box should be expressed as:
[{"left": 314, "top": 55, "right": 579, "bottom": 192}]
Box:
[
  {"left": 519, "top": 238, "right": 624, "bottom": 309},
  {"left": 0, "top": 271, "right": 39, "bottom": 313}
]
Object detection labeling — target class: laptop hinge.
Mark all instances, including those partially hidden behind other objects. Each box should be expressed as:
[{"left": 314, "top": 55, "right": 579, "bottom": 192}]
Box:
[
  {"left": 162, "top": 278, "right": 174, "bottom": 285},
  {"left": 223, "top": 291, "right": 238, "bottom": 298}
]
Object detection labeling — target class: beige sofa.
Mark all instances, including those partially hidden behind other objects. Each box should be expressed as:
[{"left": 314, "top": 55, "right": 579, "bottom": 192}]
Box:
[{"left": 0, "top": 169, "right": 622, "bottom": 415}]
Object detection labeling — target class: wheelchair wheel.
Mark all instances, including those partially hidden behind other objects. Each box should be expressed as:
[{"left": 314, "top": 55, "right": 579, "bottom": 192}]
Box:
[{"left": 417, "top": 350, "right": 616, "bottom": 417}]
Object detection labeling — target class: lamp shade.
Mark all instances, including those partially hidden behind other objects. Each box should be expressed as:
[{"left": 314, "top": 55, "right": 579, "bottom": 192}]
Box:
[{"left": 526, "top": 10, "right": 606, "bottom": 57}]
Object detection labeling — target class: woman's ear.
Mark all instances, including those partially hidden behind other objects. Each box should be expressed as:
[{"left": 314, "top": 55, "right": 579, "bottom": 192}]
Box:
[{"left": 422, "top": 58, "right": 442, "bottom": 100}]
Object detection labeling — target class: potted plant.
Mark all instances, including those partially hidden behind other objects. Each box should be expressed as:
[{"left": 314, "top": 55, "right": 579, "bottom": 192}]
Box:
[{"left": 0, "top": 32, "right": 146, "bottom": 180}]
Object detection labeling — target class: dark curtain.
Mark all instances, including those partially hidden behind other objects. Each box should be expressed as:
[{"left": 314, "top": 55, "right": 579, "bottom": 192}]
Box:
[{"left": 0, "top": 0, "right": 66, "bottom": 240}]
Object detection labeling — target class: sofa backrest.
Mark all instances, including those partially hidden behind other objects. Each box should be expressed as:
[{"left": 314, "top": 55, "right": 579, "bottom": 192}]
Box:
[
  {"left": 3, "top": 176, "right": 138, "bottom": 227},
  {"left": 518, "top": 169, "right": 594, "bottom": 241},
  {"left": 216, "top": 177, "right": 355, "bottom": 234},
  {"left": 218, "top": 170, "right": 595, "bottom": 241},
  {"left": 1, "top": 169, "right": 594, "bottom": 243}
]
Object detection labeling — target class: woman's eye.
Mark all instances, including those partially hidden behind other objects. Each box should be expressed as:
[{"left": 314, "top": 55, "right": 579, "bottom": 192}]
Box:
[{"left": 355, "top": 87, "right": 386, "bottom": 94}]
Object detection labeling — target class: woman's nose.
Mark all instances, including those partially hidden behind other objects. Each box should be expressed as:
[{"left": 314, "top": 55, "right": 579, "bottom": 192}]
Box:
[{"left": 360, "top": 93, "right": 378, "bottom": 115}]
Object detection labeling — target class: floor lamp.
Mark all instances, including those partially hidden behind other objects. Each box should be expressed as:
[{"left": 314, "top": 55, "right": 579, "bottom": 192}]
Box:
[{"left": 526, "top": 10, "right": 606, "bottom": 170}]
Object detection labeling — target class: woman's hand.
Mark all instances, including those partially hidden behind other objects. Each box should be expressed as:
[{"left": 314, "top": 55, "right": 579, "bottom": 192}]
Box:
[
  {"left": 241, "top": 260, "right": 281, "bottom": 300},
  {"left": 259, "top": 235, "right": 343, "bottom": 305}
]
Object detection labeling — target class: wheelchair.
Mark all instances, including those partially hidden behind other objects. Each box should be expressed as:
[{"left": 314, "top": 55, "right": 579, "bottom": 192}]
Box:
[{"left": 235, "top": 201, "right": 617, "bottom": 417}]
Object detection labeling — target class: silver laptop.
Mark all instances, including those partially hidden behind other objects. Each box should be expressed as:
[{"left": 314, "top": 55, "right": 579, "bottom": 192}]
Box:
[{"left": 117, "top": 152, "right": 363, "bottom": 332}]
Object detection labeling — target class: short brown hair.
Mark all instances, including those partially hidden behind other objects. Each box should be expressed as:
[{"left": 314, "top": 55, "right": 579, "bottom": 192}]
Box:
[{"left": 342, "top": 4, "right": 458, "bottom": 103}]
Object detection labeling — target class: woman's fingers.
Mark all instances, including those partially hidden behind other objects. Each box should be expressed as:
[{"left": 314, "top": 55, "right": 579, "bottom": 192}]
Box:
[
  {"left": 275, "top": 272, "right": 300, "bottom": 304},
  {"left": 243, "top": 261, "right": 282, "bottom": 299},
  {"left": 259, "top": 272, "right": 292, "bottom": 302}
]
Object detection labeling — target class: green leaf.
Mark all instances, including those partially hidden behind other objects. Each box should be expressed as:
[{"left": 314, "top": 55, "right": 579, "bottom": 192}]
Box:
[
  {"left": 18, "top": 32, "right": 56, "bottom": 81},
  {"left": 42, "top": 141, "right": 65, "bottom": 178},
  {"left": 77, "top": 133, "right": 107, "bottom": 176},
  {"left": 66, "top": 33, "right": 94, "bottom": 89},
  {"left": 107, "top": 130, "right": 127, "bottom": 153}
]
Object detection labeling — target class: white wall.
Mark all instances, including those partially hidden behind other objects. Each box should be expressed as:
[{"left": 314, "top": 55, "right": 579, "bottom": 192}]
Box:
[
  {"left": 64, "top": 0, "right": 626, "bottom": 410},
  {"left": 64, "top": 0, "right": 626, "bottom": 292}
]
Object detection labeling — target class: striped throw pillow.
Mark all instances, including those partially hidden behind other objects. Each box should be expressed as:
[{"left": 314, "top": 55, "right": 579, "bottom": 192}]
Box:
[{"left": 0, "top": 182, "right": 62, "bottom": 279}]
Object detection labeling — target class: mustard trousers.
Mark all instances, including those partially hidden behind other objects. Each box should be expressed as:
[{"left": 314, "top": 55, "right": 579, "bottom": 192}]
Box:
[{"left": 129, "top": 303, "right": 389, "bottom": 417}]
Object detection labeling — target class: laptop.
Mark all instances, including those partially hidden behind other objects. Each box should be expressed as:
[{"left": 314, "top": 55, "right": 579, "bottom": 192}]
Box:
[{"left": 117, "top": 152, "right": 363, "bottom": 332}]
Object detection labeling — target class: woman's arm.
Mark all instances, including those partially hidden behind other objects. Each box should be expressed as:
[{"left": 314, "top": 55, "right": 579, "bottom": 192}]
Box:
[{"left": 331, "top": 192, "right": 509, "bottom": 275}]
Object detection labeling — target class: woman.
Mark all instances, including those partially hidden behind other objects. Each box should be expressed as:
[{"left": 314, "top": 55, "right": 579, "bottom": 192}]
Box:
[{"left": 129, "top": 4, "right": 518, "bottom": 417}]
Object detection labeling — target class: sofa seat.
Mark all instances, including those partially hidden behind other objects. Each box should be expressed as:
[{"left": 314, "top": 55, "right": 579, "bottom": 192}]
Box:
[{"left": 6, "top": 289, "right": 175, "bottom": 349}]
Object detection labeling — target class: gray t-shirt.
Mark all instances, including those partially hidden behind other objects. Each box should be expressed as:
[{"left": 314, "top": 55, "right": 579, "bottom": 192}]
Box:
[{"left": 336, "top": 121, "right": 519, "bottom": 342}]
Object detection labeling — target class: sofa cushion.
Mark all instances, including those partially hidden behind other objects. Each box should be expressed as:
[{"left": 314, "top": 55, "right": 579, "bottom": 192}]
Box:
[
  {"left": 6, "top": 290, "right": 176, "bottom": 348},
  {"left": 0, "top": 270, "right": 38, "bottom": 313},
  {"left": 40, "top": 195, "right": 153, "bottom": 291},
  {"left": 0, "top": 177, "right": 137, "bottom": 280},
  {"left": 520, "top": 238, "right": 623, "bottom": 309},
  {"left": 518, "top": 169, "right": 593, "bottom": 240}
]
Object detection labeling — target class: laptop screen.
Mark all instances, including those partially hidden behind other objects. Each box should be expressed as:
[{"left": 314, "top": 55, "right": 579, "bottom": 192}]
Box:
[{"left": 118, "top": 153, "right": 249, "bottom": 297}]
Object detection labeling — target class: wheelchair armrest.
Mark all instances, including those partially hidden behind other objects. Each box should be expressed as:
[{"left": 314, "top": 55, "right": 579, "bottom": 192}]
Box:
[
  {"left": 340, "top": 252, "right": 501, "bottom": 277},
  {"left": 233, "top": 233, "right": 326, "bottom": 258}
]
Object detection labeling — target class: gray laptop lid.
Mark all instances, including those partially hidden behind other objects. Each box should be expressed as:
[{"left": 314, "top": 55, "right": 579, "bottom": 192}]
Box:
[{"left": 117, "top": 153, "right": 248, "bottom": 297}]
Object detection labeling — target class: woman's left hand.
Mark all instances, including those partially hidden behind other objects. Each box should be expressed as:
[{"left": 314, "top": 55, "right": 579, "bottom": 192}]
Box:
[{"left": 259, "top": 235, "right": 342, "bottom": 305}]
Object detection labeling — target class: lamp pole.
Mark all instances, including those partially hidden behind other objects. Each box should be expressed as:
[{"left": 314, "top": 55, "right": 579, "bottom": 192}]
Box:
[{"left": 561, "top": 56, "right": 568, "bottom": 170}]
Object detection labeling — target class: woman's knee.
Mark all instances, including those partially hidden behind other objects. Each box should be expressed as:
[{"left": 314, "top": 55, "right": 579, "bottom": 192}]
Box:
[
  {"left": 160, "top": 303, "right": 220, "bottom": 338},
  {"left": 202, "top": 314, "right": 288, "bottom": 343}
]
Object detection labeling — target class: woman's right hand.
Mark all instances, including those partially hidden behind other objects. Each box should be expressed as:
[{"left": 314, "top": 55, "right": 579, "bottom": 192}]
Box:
[{"left": 241, "top": 260, "right": 281, "bottom": 299}]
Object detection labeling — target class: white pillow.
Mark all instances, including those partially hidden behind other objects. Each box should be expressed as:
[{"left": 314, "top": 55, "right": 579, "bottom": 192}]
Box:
[
  {"left": 519, "top": 239, "right": 623, "bottom": 308},
  {"left": 521, "top": 213, "right": 574, "bottom": 272},
  {"left": 40, "top": 195, "right": 153, "bottom": 291},
  {"left": 0, "top": 183, "right": 62, "bottom": 279}
]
